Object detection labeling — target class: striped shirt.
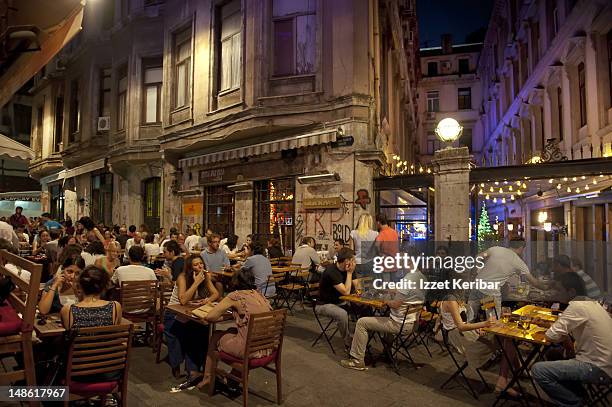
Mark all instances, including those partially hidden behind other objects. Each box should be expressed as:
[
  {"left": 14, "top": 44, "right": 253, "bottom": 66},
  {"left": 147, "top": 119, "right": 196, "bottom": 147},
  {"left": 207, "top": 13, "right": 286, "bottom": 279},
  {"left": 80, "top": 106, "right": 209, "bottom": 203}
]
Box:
[{"left": 575, "top": 269, "right": 602, "bottom": 300}]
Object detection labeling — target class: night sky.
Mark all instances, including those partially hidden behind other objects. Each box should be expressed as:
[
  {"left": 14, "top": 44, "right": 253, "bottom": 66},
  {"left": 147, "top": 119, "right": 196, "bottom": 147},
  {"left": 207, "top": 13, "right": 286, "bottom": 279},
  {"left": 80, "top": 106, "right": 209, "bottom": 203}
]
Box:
[{"left": 417, "top": 0, "right": 494, "bottom": 47}]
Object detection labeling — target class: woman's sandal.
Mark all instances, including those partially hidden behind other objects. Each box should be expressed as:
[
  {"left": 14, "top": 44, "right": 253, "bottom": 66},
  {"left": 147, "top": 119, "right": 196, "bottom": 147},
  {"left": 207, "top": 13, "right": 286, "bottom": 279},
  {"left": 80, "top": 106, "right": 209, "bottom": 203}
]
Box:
[{"left": 196, "top": 375, "right": 212, "bottom": 390}]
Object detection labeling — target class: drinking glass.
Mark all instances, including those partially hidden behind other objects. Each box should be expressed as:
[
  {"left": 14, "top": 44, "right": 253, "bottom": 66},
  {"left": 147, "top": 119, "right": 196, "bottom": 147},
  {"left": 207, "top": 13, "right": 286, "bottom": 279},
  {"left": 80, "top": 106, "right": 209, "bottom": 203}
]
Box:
[
  {"left": 501, "top": 307, "right": 512, "bottom": 324},
  {"left": 518, "top": 315, "right": 531, "bottom": 331}
]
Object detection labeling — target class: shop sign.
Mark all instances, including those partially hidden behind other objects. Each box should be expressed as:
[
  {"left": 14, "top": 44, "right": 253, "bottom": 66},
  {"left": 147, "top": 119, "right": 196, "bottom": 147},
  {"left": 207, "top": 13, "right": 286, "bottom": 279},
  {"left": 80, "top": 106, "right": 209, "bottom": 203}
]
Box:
[
  {"left": 183, "top": 198, "right": 202, "bottom": 216},
  {"left": 199, "top": 168, "right": 224, "bottom": 183},
  {"left": 302, "top": 197, "right": 342, "bottom": 210},
  {"left": 332, "top": 135, "right": 354, "bottom": 148}
]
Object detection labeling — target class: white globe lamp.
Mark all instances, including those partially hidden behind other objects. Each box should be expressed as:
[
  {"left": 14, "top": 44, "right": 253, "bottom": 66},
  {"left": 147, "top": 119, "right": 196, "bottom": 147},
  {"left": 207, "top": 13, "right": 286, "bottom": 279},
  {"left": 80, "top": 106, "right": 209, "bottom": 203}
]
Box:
[{"left": 435, "top": 118, "right": 463, "bottom": 143}]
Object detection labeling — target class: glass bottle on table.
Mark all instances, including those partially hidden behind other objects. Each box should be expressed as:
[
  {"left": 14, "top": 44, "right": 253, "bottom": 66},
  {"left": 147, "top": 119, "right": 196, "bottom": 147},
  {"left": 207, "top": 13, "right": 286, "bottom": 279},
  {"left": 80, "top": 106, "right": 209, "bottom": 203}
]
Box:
[{"left": 501, "top": 307, "right": 512, "bottom": 324}]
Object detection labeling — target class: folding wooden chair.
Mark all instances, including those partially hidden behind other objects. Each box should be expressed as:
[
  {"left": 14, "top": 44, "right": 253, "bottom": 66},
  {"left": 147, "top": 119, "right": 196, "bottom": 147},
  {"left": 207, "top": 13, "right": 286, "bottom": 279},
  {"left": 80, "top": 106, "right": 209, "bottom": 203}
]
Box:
[
  {"left": 154, "top": 280, "right": 174, "bottom": 363},
  {"left": 311, "top": 296, "right": 344, "bottom": 354},
  {"left": 379, "top": 304, "right": 424, "bottom": 374},
  {"left": 276, "top": 269, "right": 310, "bottom": 312},
  {"left": 0, "top": 249, "right": 42, "bottom": 407},
  {"left": 64, "top": 324, "right": 134, "bottom": 407},
  {"left": 208, "top": 309, "right": 288, "bottom": 407},
  {"left": 480, "top": 296, "right": 498, "bottom": 320},
  {"left": 119, "top": 280, "right": 158, "bottom": 346},
  {"left": 263, "top": 274, "right": 284, "bottom": 308},
  {"left": 439, "top": 327, "right": 489, "bottom": 399}
]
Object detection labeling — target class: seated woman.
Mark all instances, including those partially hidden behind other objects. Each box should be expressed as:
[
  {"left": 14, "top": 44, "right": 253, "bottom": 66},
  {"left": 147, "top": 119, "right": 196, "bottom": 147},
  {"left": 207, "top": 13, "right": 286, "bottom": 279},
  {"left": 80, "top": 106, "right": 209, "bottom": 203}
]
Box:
[
  {"left": 197, "top": 268, "right": 273, "bottom": 390},
  {"left": 164, "top": 255, "right": 220, "bottom": 380},
  {"left": 60, "top": 265, "right": 122, "bottom": 329},
  {"left": 95, "top": 241, "right": 121, "bottom": 276},
  {"left": 32, "top": 229, "right": 50, "bottom": 256},
  {"left": 439, "top": 295, "right": 518, "bottom": 395},
  {"left": 267, "top": 237, "right": 284, "bottom": 259},
  {"left": 38, "top": 250, "right": 85, "bottom": 314}
]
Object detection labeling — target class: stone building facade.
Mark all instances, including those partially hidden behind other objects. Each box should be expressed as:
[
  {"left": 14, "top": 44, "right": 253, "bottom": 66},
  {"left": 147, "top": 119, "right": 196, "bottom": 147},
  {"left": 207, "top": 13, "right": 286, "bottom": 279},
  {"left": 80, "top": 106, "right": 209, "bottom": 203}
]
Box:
[
  {"left": 160, "top": 0, "right": 419, "bottom": 252},
  {"left": 26, "top": 0, "right": 420, "bottom": 253}
]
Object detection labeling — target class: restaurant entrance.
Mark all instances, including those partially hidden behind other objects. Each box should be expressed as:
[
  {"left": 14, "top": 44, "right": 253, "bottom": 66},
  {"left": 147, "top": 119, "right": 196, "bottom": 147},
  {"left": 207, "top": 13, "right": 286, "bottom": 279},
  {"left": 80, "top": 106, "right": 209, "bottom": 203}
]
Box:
[{"left": 254, "top": 178, "right": 295, "bottom": 255}]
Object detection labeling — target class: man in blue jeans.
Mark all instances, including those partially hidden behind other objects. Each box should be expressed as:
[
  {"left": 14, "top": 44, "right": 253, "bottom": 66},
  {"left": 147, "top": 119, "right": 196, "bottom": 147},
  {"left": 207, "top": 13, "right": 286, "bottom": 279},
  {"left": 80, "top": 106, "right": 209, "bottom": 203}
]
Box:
[{"left": 532, "top": 272, "right": 612, "bottom": 407}]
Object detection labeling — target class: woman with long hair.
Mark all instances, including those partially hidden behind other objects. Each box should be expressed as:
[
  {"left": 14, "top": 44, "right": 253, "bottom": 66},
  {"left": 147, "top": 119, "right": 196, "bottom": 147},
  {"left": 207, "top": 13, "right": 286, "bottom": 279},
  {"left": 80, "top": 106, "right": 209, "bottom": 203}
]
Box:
[
  {"left": 38, "top": 251, "right": 85, "bottom": 314},
  {"left": 95, "top": 241, "right": 121, "bottom": 276},
  {"left": 164, "top": 255, "right": 220, "bottom": 380},
  {"left": 349, "top": 213, "right": 379, "bottom": 277},
  {"left": 197, "top": 268, "right": 273, "bottom": 390}
]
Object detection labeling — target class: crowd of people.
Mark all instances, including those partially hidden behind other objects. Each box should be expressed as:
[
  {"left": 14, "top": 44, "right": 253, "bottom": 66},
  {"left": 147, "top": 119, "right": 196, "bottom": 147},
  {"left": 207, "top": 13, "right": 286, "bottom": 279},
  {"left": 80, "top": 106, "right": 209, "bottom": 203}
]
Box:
[{"left": 0, "top": 206, "right": 610, "bottom": 405}]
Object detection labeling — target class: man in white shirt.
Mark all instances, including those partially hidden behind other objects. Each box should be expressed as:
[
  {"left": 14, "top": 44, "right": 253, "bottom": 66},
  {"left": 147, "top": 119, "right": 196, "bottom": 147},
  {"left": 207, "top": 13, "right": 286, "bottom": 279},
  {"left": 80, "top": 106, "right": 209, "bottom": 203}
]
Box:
[
  {"left": 341, "top": 265, "right": 426, "bottom": 371},
  {"left": 532, "top": 272, "right": 612, "bottom": 407},
  {"left": 468, "top": 237, "right": 546, "bottom": 320},
  {"left": 0, "top": 220, "right": 19, "bottom": 250},
  {"left": 113, "top": 246, "right": 157, "bottom": 286},
  {"left": 124, "top": 232, "right": 145, "bottom": 262},
  {"left": 184, "top": 230, "right": 200, "bottom": 253},
  {"left": 292, "top": 237, "right": 320, "bottom": 272}
]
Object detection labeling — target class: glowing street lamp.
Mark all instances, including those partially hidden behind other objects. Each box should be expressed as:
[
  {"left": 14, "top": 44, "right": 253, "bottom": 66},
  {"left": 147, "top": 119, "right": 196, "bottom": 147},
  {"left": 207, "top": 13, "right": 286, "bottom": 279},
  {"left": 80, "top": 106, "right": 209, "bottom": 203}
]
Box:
[{"left": 435, "top": 118, "right": 463, "bottom": 143}]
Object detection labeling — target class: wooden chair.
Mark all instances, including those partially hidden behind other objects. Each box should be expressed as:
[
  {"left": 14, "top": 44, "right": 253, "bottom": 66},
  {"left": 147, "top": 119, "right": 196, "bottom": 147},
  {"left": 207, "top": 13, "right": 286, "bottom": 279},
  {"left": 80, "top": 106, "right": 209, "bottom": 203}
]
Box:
[
  {"left": 263, "top": 274, "right": 285, "bottom": 308},
  {"left": 155, "top": 280, "right": 174, "bottom": 363},
  {"left": 64, "top": 324, "right": 133, "bottom": 407},
  {"left": 276, "top": 269, "right": 310, "bottom": 312},
  {"left": 480, "top": 296, "right": 498, "bottom": 320},
  {"left": 208, "top": 309, "right": 288, "bottom": 407},
  {"left": 379, "top": 304, "right": 424, "bottom": 374},
  {"left": 0, "top": 249, "right": 42, "bottom": 407},
  {"left": 439, "top": 326, "right": 489, "bottom": 399},
  {"left": 119, "top": 280, "right": 158, "bottom": 346}
]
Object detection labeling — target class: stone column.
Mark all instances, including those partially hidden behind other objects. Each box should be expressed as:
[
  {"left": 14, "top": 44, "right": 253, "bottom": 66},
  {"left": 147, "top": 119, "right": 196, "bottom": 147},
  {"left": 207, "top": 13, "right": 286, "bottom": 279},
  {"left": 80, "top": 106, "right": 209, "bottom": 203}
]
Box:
[
  {"left": 560, "top": 65, "right": 574, "bottom": 157},
  {"left": 432, "top": 147, "right": 471, "bottom": 242}
]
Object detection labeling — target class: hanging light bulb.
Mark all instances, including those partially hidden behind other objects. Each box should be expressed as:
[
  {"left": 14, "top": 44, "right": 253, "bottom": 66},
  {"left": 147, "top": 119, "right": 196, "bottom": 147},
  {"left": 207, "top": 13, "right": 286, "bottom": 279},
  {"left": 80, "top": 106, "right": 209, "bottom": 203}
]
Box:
[
  {"left": 585, "top": 185, "right": 589, "bottom": 190},
  {"left": 427, "top": 168, "right": 431, "bottom": 174},
  {"left": 479, "top": 189, "right": 483, "bottom": 195},
  {"left": 557, "top": 184, "right": 562, "bottom": 189},
  {"left": 581, "top": 175, "right": 586, "bottom": 180},
  {"left": 549, "top": 179, "right": 554, "bottom": 183},
  {"left": 489, "top": 186, "right": 494, "bottom": 192},
  {"left": 600, "top": 174, "right": 604, "bottom": 178},
  {"left": 572, "top": 177, "right": 577, "bottom": 182},
  {"left": 509, "top": 185, "right": 513, "bottom": 191},
  {"left": 493, "top": 197, "right": 497, "bottom": 203},
  {"left": 510, "top": 195, "right": 515, "bottom": 200},
  {"left": 499, "top": 188, "right": 503, "bottom": 193},
  {"left": 593, "top": 179, "right": 598, "bottom": 185},
  {"left": 567, "top": 187, "right": 571, "bottom": 193},
  {"left": 495, "top": 181, "right": 499, "bottom": 185},
  {"left": 480, "top": 183, "right": 484, "bottom": 188},
  {"left": 576, "top": 187, "right": 580, "bottom": 193},
  {"left": 485, "top": 194, "right": 490, "bottom": 200},
  {"left": 502, "top": 197, "right": 506, "bottom": 203},
  {"left": 517, "top": 190, "right": 522, "bottom": 196},
  {"left": 522, "top": 182, "right": 527, "bottom": 189},
  {"left": 563, "top": 177, "right": 568, "bottom": 182}
]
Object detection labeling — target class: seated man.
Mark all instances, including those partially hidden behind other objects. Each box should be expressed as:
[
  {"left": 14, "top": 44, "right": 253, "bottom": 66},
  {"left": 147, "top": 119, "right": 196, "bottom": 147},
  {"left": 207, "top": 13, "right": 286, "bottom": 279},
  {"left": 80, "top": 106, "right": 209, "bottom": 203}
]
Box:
[
  {"left": 532, "top": 272, "right": 612, "bottom": 407},
  {"left": 112, "top": 246, "right": 157, "bottom": 286},
  {"left": 340, "top": 264, "right": 426, "bottom": 371},
  {"left": 316, "top": 247, "right": 360, "bottom": 351}
]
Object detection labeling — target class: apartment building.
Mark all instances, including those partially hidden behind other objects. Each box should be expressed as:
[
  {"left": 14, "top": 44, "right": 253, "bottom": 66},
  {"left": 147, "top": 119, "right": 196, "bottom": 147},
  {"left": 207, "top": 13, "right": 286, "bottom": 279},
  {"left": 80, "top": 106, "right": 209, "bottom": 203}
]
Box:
[{"left": 416, "top": 34, "right": 483, "bottom": 163}]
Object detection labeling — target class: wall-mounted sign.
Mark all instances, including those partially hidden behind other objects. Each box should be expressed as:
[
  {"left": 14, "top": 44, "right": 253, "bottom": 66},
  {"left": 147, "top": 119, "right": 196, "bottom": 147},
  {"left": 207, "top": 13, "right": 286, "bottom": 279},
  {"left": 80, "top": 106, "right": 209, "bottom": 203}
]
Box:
[
  {"left": 302, "top": 197, "right": 342, "bottom": 210},
  {"left": 183, "top": 197, "right": 203, "bottom": 216},
  {"left": 199, "top": 168, "right": 224, "bottom": 183},
  {"left": 331, "top": 135, "right": 354, "bottom": 148}
]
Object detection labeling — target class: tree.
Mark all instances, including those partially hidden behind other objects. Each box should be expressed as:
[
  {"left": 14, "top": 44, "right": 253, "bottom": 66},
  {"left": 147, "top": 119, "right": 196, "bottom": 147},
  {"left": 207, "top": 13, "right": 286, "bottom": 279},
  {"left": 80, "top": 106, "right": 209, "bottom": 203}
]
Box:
[{"left": 477, "top": 202, "right": 497, "bottom": 242}]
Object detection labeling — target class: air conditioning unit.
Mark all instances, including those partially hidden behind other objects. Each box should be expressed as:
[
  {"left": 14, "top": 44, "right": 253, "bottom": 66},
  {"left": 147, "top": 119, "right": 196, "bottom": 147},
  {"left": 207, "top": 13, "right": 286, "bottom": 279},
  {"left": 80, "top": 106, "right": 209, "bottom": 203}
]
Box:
[{"left": 97, "top": 116, "right": 111, "bottom": 131}]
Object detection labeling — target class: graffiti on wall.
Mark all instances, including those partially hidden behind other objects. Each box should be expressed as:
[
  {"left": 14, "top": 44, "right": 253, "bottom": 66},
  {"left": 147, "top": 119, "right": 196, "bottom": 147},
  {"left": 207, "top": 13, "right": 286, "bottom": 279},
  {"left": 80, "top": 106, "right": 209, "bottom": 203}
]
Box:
[
  {"left": 355, "top": 189, "right": 371, "bottom": 210},
  {"left": 296, "top": 194, "right": 354, "bottom": 248}
]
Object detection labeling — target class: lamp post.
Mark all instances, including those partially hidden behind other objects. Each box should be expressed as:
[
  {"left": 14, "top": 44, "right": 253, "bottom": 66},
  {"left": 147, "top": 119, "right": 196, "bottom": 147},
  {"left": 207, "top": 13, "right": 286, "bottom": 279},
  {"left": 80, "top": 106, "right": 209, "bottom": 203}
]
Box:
[{"left": 435, "top": 117, "right": 463, "bottom": 145}]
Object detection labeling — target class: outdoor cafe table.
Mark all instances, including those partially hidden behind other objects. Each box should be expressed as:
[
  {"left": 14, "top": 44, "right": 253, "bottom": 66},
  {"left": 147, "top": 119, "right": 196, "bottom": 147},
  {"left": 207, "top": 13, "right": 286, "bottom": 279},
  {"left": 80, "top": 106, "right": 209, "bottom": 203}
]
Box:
[
  {"left": 33, "top": 314, "right": 133, "bottom": 338},
  {"left": 484, "top": 305, "right": 558, "bottom": 406}
]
